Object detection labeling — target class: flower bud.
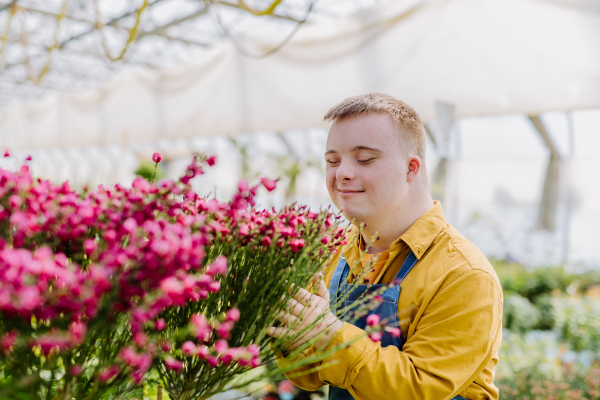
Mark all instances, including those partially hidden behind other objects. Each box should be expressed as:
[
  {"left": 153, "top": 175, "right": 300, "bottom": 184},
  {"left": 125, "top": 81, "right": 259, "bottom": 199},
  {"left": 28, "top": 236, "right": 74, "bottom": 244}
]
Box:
[
  {"left": 386, "top": 327, "right": 401, "bottom": 338},
  {"left": 260, "top": 177, "right": 277, "bottom": 192},
  {"left": 152, "top": 152, "right": 162, "bottom": 163},
  {"left": 366, "top": 314, "right": 380, "bottom": 327},
  {"left": 206, "top": 155, "right": 217, "bottom": 166},
  {"left": 368, "top": 332, "right": 382, "bottom": 342}
]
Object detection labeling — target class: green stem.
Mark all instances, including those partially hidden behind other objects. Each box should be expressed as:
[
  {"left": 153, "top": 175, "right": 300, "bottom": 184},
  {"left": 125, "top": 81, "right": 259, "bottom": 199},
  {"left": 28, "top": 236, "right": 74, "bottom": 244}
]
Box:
[{"left": 151, "top": 162, "right": 158, "bottom": 184}]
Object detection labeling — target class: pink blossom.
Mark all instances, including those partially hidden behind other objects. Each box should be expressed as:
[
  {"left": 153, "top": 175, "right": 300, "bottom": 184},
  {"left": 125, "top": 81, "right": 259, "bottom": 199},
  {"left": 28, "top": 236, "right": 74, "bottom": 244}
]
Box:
[
  {"left": 160, "top": 277, "right": 183, "bottom": 296},
  {"left": 247, "top": 344, "right": 260, "bottom": 358},
  {"left": 369, "top": 332, "right": 383, "bottom": 342},
  {"left": 83, "top": 239, "right": 97, "bottom": 256},
  {"left": 216, "top": 321, "right": 234, "bottom": 339},
  {"left": 289, "top": 238, "right": 305, "bottom": 252},
  {"left": 68, "top": 321, "right": 87, "bottom": 345},
  {"left": 260, "top": 177, "right": 277, "bottom": 192},
  {"left": 250, "top": 357, "right": 261, "bottom": 368},
  {"left": 133, "top": 331, "right": 148, "bottom": 347},
  {"left": 214, "top": 339, "right": 229, "bottom": 354},
  {"left": 123, "top": 217, "right": 137, "bottom": 233},
  {"left": 238, "top": 180, "right": 249, "bottom": 193},
  {"left": 70, "top": 364, "right": 83, "bottom": 376},
  {"left": 366, "top": 314, "right": 380, "bottom": 327},
  {"left": 189, "top": 314, "right": 211, "bottom": 342},
  {"left": 206, "top": 155, "right": 217, "bottom": 166},
  {"left": 206, "top": 256, "right": 228, "bottom": 277},
  {"left": 386, "top": 327, "right": 401, "bottom": 338},
  {"left": 119, "top": 346, "right": 140, "bottom": 366},
  {"left": 321, "top": 236, "right": 331, "bottom": 245},
  {"left": 164, "top": 356, "right": 183, "bottom": 371},
  {"left": 97, "top": 365, "right": 120, "bottom": 382},
  {"left": 35, "top": 333, "right": 70, "bottom": 355},
  {"left": 9, "top": 195, "right": 21, "bottom": 209},
  {"left": 196, "top": 345, "right": 209, "bottom": 359},
  {"left": 26, "top": 155, "right": 32, "bottom": 161},
  {"left": 0, "top": 331, "right": 18, "bottom": 354},
  {"left": 181, "top": 341, "right": 197, "bottom": 357},
  {"left": 208, "top": 281, "right": 221, "bottom": 293},
  {"left": 225, "top": 308, "right": 240, "bottom": 322},
  {"left": 152, "top": 152, "right": 162, "bottom": 163},
  {"left": 207, "top": 355, "right": 219, "bottom": 367},
  {"left": 160, "top": 341, "right": 172, "bottom": 352},
  {"left": 3, "top": 149, "right": 9, "bottom": 157},
  {"left": 155, "top": 318, "right": 166, "bottom": 331}
]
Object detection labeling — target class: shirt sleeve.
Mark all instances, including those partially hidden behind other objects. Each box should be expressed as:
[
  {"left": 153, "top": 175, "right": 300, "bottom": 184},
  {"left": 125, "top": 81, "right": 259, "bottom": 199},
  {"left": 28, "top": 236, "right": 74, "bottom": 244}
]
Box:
[
  {"left": 316, "top": 267, "right": 503, "bottom": 399},
  {"left": 275, "top": 345, "right": 325, "bottom": 391}
]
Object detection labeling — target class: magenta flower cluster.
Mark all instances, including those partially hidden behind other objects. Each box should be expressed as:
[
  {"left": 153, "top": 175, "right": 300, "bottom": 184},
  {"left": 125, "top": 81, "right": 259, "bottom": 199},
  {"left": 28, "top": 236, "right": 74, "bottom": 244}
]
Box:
[{"left": 0, "top": 153, "right": 350, "bottom": 398}]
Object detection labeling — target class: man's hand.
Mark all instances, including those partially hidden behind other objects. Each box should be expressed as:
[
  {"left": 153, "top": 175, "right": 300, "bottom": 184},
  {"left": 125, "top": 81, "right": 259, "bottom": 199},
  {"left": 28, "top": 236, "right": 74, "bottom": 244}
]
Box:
[{"left": 267, "top": 272, "right": 344, "bottom": 352}]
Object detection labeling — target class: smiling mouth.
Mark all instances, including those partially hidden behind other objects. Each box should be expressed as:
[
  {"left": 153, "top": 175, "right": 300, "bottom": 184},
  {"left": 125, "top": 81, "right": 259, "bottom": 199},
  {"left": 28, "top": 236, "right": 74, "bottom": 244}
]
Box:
[{"left": 337, "top": 189, "right": 365, "bottom": 194}]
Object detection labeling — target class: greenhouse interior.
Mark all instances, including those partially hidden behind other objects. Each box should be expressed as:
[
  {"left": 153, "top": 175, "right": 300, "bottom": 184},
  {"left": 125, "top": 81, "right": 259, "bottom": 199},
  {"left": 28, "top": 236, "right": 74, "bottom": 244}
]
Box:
[{"left": 1, "top": 0, "right": 600, "bottom": 399}]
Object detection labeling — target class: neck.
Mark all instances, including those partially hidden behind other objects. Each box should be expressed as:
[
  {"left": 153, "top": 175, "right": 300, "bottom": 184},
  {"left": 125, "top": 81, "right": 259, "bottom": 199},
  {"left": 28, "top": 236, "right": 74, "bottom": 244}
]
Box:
[{"left": 360, "top": 191, "right": 434, "bottom": 254}]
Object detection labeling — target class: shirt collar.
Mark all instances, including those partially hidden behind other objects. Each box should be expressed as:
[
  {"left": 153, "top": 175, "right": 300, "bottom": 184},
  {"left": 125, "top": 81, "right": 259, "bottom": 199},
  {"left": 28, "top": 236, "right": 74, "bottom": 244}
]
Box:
[
  {"left": 343, "top": 201, "right": 446, "bottom": 261},
  {"left": 396, "top": 201, "right": 446, "bottom": 259}
]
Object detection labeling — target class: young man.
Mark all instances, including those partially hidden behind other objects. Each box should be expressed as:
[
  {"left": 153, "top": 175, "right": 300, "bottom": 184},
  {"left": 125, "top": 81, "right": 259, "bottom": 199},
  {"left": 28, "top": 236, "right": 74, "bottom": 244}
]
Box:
[{"left": 267, "top": 93, "right": 503, "bottom": 400}]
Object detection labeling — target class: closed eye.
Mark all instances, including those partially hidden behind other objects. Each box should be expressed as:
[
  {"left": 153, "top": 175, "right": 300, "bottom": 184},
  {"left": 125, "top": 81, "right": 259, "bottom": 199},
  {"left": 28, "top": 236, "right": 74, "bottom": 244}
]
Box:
[{"left": 358, "top": 158, "right": 375, "bottom": 163}]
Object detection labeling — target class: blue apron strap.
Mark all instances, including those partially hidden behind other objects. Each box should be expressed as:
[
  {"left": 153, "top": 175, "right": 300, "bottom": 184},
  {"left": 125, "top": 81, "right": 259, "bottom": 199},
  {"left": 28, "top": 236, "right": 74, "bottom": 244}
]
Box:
[
  {"left": 393, "top": 250, "right": 418, "bottom": 284},
  {"left": 328, "top": 256, "right": 349, "bottom": 313}
]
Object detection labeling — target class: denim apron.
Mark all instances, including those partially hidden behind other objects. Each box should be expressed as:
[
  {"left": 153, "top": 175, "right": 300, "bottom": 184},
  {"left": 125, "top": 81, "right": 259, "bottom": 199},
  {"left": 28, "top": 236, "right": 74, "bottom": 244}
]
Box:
[{"left": 327, "top": 252, "right": 467, "bottom": 400}]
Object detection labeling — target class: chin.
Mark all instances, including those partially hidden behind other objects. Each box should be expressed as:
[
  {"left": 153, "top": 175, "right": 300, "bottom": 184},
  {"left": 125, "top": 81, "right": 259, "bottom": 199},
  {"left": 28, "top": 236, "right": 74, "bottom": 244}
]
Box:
[{"left": 341, "top": 208, "right": 369, "bottom": 226}]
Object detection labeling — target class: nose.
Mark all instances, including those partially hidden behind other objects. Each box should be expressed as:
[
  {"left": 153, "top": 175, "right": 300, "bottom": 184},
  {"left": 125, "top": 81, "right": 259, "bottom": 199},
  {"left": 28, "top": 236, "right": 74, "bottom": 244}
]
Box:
[{"left": 335, "top": 159, "right": 355, "bottom": 183}]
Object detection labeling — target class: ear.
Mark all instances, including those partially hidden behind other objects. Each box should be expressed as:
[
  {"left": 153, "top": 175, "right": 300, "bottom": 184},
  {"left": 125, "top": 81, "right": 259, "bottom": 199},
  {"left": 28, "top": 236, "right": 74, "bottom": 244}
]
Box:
[{"left": 406, "top": 156, "right": 422, "bottom": 182}]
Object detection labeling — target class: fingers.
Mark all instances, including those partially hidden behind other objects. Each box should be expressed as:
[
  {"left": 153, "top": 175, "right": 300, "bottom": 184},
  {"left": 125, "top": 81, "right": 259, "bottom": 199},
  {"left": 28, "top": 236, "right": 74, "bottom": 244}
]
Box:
[
  {"left": 287, "top": 298, "right": 305, "bottom": 316},
  {"left": 312, "top": 272, "right": 323, "bottom": 290},
  {"left": 292, "top": 287, "right": 313, "bottom": 305},
  {"left": 315, "top": 273, "right": 329, "bottom": 300},
  {"left": 275, "top": 310, "right": 298, "bottom": 327},
  {"left": 267, "top": 326, "right": 292, "bottom": 338}
]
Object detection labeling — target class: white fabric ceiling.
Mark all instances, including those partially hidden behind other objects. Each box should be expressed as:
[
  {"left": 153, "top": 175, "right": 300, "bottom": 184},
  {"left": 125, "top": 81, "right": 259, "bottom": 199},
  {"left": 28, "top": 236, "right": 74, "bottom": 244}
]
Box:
[{"left": 1, "top": 0, "right": 599, "bottom": 150}]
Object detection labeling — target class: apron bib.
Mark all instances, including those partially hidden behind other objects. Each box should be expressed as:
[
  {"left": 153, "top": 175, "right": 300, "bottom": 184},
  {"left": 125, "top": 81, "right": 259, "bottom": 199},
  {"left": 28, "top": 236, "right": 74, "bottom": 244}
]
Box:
[{"left": 326, "top": 251, "right": 467, "bottom": 400}]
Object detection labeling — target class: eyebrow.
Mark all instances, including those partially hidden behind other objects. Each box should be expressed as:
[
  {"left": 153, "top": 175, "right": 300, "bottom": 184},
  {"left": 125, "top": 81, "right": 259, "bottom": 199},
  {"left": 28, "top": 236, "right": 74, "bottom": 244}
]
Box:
[{"left": 324, "top": 145, "right": 383, "bottom": 155}]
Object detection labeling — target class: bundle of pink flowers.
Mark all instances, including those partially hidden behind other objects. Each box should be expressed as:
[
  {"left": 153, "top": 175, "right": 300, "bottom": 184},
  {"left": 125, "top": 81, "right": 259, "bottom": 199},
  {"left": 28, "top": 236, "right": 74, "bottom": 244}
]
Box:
[{"left": 0, "top": 154, "right": 350, "bottom": 400}]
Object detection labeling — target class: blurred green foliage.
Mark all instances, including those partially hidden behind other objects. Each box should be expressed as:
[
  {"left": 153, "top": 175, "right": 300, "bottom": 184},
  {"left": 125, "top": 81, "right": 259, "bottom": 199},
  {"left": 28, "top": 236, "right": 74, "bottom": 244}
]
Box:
[
  {"left": 494, "top": 259, "right": 600, "bottom": 300},
  {"left": 494, "top": 260, "right": 600, "bottom": 398},
  {"left": 135, "top": 161, "right": 164, "bottom": 183}
]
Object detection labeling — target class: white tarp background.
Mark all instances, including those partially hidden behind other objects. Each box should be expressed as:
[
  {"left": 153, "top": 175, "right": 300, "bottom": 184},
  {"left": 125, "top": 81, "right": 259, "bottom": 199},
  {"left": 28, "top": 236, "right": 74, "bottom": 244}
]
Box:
[{"left": 1, "top": 0, "right": 599, "bottom": 149}]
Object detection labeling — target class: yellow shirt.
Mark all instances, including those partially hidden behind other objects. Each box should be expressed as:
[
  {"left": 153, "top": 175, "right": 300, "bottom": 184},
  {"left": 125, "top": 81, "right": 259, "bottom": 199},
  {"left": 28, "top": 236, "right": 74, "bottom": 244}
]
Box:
[{"left": 276, "top": 202, "right": 503, "bottom": 400}]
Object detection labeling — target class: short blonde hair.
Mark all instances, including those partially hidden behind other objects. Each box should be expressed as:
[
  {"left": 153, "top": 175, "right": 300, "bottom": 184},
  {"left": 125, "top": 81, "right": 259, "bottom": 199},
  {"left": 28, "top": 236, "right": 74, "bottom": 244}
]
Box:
[{"left": 324, "top": 93, "right": 426, "bottom": 160}]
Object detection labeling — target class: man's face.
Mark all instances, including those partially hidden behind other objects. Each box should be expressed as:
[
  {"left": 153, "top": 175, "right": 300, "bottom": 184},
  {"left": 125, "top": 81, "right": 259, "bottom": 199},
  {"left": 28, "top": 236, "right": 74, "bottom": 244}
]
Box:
[{"left": 325, "top": 113, "right": 409, "bottom": 226}]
